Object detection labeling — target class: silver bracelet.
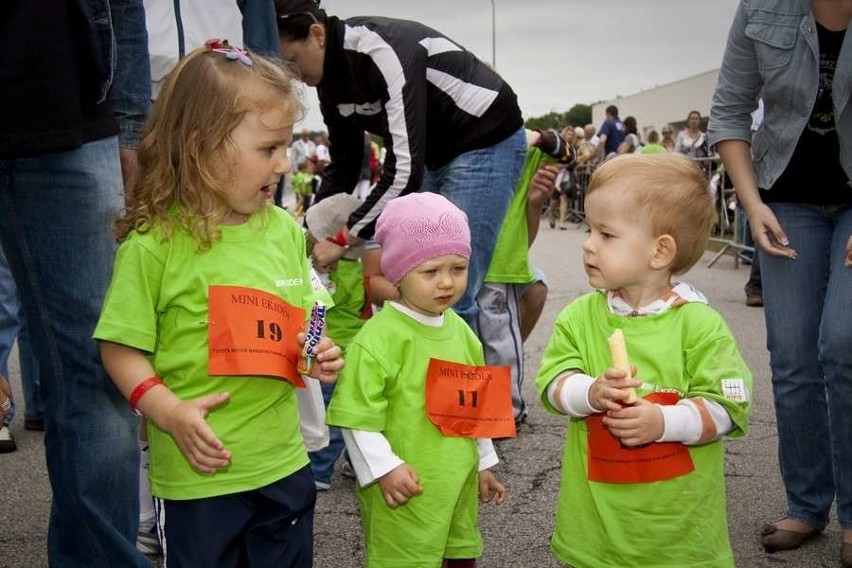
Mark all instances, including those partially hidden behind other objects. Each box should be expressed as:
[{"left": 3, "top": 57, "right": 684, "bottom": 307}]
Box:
[{"left": 0, "top": 396, "right": 10, "bottom": 413}]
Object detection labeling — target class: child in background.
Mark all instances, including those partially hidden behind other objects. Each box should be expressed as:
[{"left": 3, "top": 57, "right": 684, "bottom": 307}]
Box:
[
  {"left": 327, "top": 193, "right": 508, "bottom": 568},
  {"left": 304, "top": 194, "right": 370, "bottom": 490},
  {"left": 481, "top": 127, "right": 573, "bottom": 423},
  {"left": 640, "top": 130, "right": 668, "bottom": 154},
  {"left": 292, "top": 159, "right": 315, "bottom": 216},
  {"left": 535, "top": 153, "right": 752, "bottom": 568},
  {"left": 94, "top": 43, "right": 343, "bottom": 567}
]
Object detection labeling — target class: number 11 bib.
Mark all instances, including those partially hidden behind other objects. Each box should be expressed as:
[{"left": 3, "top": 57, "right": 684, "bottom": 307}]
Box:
[{"left": 425, "top": 358, "right": 516, "bottom": 439}]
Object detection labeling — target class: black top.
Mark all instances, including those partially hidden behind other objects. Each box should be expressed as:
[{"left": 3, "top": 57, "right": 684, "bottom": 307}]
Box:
[
  {"left": 0, "top": 1, "right": 117, "bottom": 158},
  {"left": 316, "top": 16, "right": 523, "bottom": 239},
  {"left": 762, "top": 23, "right": 849, "bottom": 205}
]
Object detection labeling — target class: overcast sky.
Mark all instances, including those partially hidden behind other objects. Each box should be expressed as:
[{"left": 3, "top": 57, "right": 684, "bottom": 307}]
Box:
[{"left": 294, "top": 0, "right": 740, "bottom": 132}]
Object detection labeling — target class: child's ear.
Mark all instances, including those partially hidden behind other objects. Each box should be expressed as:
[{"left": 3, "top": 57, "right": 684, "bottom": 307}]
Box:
[{"left": 650, "top": 234, "right": 677, "bottom": 270}]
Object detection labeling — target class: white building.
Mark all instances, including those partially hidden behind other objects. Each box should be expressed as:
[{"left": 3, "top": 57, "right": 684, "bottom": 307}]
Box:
[{"left": 591, "top": 69, "right": 719, "bottom": 138}]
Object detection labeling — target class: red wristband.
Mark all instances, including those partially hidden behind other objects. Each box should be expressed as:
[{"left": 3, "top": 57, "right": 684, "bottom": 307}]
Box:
[
  {"left": 129, "top": 375, "right": 164, "bottom": 416},
  {"left": 326, "top": 229, "right": 349, "bottom": 248}
]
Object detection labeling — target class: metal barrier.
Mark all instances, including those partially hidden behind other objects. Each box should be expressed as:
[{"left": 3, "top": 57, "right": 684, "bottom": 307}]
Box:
[
  {"left": 551, "top": 154, "right": 751, "bottom": 269},
  {"left": 692, "top": 156, "right": 753, "bottom": 268}
]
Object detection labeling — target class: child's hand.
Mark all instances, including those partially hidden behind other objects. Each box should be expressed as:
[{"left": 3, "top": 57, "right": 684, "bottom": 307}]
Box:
[
  {"left": 297, "top": 333, "right": 344, "bottom": 383},
  {"left": 529, "top": 164, "right": 560, "bottom": 206},
  {"left": 588, "top": 367, "right": 642, "bottom": 412},
  {"left": 478, "top": 470, "right": 506, "bottom": 506},
  {"left": 378, "top": 463, "right": 422, "bottom": 507},
  {"left": 602, "top": 398, "right": 665, "bottom": 446},
  {"left": 160, "top": 393, "right": 232, "bottom": 474}
]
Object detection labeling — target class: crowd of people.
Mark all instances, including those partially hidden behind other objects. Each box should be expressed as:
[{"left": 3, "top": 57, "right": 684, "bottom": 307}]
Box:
[
  {"left": 540, "top": 104, "right": 767, "bottom": 308},
  {"left": 0, "top": 0, "right": 849, "bottom": 567}
]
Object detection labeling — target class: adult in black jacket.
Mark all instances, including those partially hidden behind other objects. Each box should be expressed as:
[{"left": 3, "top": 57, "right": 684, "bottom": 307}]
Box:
[{"left": 276, "top": 0, "right": 527, "bottom": 329}]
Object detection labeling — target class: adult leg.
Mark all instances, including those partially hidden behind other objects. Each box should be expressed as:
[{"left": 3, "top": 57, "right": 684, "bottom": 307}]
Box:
[
  {"left": 761, "top": 203, "right": 834, "bottom": 531},
  {"left": 558, "top": 193, "right": 569, "bottom": 229},
  {"left": 0, "top": 250, "right": 17, "bottom": 449},
  {"left": 820, "top": 205, "right": 852, "bottom": 531},
  {"left": 308, "top": 380, "right": 346, "bottom": 489},
  {"left": 426, "top": 128, "right": 527, "bottom": 332},
  {"left": 0, "top": 244, "right": 41, "bottom": 426},
  {"left": 744, "top": 253, "right": 763, "bottom": 306},
  {"left": 0, "top": 243, "right": 21, "bottom": 380},
  {"left": 0, "top": 138, "right": 146, "bottom": 567},
  {"left": 16, "top": 316, "right": 43, "bottom": 427}
]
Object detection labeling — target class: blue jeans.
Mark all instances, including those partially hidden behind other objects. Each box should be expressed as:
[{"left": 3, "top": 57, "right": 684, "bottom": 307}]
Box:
[
  {"left": 0, "top": 244, "right": 43, "bottom": 425},
  {"left": 761, "top": 202, "right": 852, "bottom": 530},
  {"left": 308, "top": 381, "right": 345, "bottom": 485},
  {"left": 422, "top": 128, "right": 528, "bottom": 332},
  {"left": 0, "top": 137, "right": 147, "bottom": 567}
]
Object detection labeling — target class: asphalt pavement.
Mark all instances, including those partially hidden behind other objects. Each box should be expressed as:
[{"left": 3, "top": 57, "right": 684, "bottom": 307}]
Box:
[{"left": 0, "top": 222, "right": 842, "bottom": 567}]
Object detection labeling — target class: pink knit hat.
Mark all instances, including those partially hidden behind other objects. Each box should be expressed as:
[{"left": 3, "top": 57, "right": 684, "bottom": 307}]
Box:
[{"left": 375, "top": 193, "right": 471, "bottom": 284}]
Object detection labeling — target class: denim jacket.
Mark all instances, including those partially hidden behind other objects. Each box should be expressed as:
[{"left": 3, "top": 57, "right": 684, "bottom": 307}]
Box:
[
  {"left": 708, "top": 0, "right": 852, "bottom": 190},
  {"left": 82, "top": 0, "right": 151, "bottom": 148}
]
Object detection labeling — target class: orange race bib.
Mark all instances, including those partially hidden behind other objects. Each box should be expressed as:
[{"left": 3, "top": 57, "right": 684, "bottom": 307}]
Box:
[
  {"left": 586, "top": 391, "right": 694, "bottom": 484},
  {"left": 425, "top": 358, "right": 516, "bottom": 439},
  {"left": 208, "top": 285, "right": 306, "bottom": 387}
]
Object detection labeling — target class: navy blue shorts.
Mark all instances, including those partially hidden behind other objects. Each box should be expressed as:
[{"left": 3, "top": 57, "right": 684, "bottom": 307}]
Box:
[{"left": 155, "top": 465, "right": 316, "bottom": 567}]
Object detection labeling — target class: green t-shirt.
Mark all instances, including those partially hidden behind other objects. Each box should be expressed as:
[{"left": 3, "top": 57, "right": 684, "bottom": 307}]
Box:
[
  {"left": 535, "top": 292, "right": 751, "bottom": 568},
  {"left": 94, "top": 207, "right": 315, "bottom": 500},
  {"left": 326, "top": 258, "right": 367, "bottom": 351},
  {"left": 327, "top": 305, "right": 485, "bottom": 567},
  {"left": 292, "top": 171, "right": 314, "bottom": 195},
  {"left": 640, "top": 143, "right": 668, "bottom": 154},
  {"left": 484, "top": 147, "right": 547, "bottom": 283}
]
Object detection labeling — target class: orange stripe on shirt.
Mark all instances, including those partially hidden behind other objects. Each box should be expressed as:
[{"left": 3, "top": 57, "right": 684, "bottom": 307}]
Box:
[{"left": 692, "top": 398, "right": 717, "bottom": 443}]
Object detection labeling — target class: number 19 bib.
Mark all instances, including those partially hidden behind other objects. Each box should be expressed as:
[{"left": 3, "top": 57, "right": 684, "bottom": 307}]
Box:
[{"left": 208, "top": 285, "right": 306, "bottom": 387}]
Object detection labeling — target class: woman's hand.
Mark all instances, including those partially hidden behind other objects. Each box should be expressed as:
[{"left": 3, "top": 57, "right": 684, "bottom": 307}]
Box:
[
  {"left": 845, "top": 234, "right": 852, "bottom": 268},
  {"left": 747, "top": 202, "right": 797, "bottom": 259}
]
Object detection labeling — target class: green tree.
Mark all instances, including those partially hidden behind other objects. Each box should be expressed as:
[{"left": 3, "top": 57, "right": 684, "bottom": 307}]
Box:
[{"left": 524, "top": 104, "right": 592, "bottom": 131}]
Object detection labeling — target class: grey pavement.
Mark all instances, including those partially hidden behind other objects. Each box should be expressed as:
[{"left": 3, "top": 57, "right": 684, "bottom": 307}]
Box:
[{"left": 0, "top": 223, "right": 842, "bottom": 567}]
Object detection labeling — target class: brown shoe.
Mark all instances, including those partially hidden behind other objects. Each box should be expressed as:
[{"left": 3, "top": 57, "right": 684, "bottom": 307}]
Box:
[
  {"left": 746, "top": 294, "right": 764, "bottom": 307},
  {"left": 759, "top": 522, "right": 821, "bottom": 552},
  {"left": 842, "top": 541, "right": 852, "bottom": 568}
]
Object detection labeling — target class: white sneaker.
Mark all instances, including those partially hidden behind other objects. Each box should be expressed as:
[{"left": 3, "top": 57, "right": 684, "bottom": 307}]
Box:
[{"left": 0, "top": 426, "right": 16, "bottom": 453}]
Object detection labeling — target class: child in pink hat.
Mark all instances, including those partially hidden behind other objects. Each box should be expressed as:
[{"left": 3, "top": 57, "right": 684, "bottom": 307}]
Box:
[{"left": 327, "top": 192, "right": 512, "bottom": 568}]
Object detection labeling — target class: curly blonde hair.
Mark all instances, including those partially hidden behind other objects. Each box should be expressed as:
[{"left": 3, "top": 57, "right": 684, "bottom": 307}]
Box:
[{"left": 116, "top": 47, "right": 304, "bottom": 250}]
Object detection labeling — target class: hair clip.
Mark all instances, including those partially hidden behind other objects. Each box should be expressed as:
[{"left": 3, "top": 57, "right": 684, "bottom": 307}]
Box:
[{"left": 204, "top": 39, "right": 253, "bottom": 68}]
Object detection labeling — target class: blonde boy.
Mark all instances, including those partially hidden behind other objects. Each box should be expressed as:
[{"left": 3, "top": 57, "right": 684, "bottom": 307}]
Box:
[{"left": 536, "top": 153, "right": 752, "bottom": 567}]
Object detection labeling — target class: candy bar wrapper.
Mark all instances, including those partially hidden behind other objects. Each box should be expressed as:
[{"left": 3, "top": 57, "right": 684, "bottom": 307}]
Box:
[{"left": 298, "top": 301, "right": 327, "bottom": 375}]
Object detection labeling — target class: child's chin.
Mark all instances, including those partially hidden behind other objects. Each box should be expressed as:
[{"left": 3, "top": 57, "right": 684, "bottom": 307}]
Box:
[{"left": 586, "top": 275, "right": 604, "bottom": 289}]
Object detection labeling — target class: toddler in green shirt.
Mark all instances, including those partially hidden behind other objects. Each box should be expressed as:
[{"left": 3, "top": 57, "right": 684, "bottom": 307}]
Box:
[{"left": 536, "top": 153, "right": 752, "bottom": 568}]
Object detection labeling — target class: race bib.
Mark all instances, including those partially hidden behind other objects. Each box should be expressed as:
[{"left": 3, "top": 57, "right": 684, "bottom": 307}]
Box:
[
  {"left": 208, "top": 285, "right": 306, "bottom": 387},
  {"left": 586, "top": 391, "right": 694, "bottom": 484},
  {"left": 425, "top": 358, "right": 516, "bottom": 439}
]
